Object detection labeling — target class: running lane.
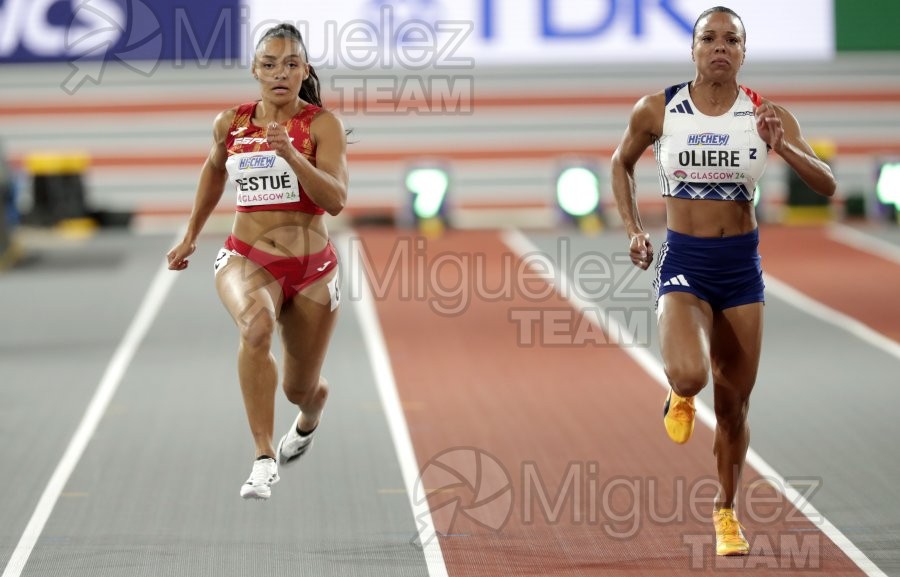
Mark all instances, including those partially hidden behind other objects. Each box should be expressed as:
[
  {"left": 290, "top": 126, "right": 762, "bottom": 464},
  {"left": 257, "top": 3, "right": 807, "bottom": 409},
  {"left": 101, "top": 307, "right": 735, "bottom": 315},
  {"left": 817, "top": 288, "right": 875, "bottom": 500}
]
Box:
[
  {"left": 358, "top": 228, "right": 868, "bottom": 577},
  {"left": 760, "top": 226, "right": 900, "bottom": 342}
]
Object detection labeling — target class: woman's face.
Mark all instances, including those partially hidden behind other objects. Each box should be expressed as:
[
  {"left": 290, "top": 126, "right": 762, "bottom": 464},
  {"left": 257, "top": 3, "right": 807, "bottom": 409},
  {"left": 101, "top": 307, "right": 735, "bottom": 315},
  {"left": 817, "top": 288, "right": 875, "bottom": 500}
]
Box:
[
  {"left": 691, "top": 12, "right": 745, "bottom": 78},
  {"left": 253, "top": 37, "right": 309, "bottom": 103}
]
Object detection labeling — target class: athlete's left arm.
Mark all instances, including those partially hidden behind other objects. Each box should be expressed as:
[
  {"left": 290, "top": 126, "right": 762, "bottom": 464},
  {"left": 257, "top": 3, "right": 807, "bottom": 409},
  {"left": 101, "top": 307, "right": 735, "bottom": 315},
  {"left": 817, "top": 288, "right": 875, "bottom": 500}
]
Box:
[
  {"left": 268, "top": 111, "right": 349, "bottom": 215},
  {"left": 756, "top": 101, "right": 836, "bottom": 197}
]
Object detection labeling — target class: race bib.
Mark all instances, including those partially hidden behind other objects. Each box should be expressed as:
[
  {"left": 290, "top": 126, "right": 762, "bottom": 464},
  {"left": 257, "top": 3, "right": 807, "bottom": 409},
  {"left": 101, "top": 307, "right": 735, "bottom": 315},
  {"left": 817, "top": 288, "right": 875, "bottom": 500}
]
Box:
[
  {"left": 214, "top": 247, "right": 239, "bottom": 275},
  {"left": 667, "top": 131, "right": 764, "bottom": 185},
  {"left": 227, "top": 152, "right": 301, "bottom": 206}
]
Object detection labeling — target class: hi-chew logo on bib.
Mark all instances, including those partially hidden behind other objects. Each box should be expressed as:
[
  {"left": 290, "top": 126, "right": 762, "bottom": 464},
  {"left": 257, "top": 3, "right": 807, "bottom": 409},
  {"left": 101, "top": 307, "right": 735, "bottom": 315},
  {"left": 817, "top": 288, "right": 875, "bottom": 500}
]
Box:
[
  {"left": 239, "top": 154, "right": 277, "bottom": 170},
  {"left": 687, "top": 133, "right": 730, "bottom": 146}
]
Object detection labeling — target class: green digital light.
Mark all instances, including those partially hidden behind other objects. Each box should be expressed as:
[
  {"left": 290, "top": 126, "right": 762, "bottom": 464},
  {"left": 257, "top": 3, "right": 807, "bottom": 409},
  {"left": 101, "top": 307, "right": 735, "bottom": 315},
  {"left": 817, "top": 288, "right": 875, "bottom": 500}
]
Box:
[
  {"left": 407, "top": 168, "right": 449, "bottom": 219},
  {"left": 877, "top": 162, "right": 900, "bottom": 209},
  {"left": 556, "top": 167, "right": 600, "bottom": 217}
]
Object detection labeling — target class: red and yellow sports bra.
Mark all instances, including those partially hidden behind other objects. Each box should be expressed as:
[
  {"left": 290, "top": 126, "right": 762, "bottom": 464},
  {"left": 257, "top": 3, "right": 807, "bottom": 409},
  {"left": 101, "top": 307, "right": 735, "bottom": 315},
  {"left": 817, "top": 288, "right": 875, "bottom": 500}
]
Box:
[{"left": 224, "top": 101, "right": 324, "bottom": 215}]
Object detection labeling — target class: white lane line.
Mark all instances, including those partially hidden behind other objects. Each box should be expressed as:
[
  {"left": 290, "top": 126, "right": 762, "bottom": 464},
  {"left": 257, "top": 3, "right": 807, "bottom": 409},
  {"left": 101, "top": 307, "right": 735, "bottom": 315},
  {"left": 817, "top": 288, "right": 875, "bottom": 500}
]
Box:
[
  {"left": 763, "top": 275, "right": 900, "bottom": 361},
  {"left": 829, "top": 222, "right": 900, "bottom": 266},
  {"left": 339, "top": 233, "right": 449, "bottom": 577},
  {"left": 501, "top": 229, "right": 888, "bottom": 577},
  {"left": 1, "top": 251, "right": 181, "bottom": 577}
]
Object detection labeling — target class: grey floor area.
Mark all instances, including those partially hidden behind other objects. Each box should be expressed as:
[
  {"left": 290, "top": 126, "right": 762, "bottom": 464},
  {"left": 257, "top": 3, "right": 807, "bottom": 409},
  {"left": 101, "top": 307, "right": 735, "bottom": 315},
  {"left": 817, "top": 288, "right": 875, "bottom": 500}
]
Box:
[
  {"left": 0, "top": 230, "right": 429, "bottom": 577},
  {"left": 526, "top": 227, "right": 900, "bottom": 576},
  {"left": 1, "top": 225, "right": 899, "bottom": 576}
]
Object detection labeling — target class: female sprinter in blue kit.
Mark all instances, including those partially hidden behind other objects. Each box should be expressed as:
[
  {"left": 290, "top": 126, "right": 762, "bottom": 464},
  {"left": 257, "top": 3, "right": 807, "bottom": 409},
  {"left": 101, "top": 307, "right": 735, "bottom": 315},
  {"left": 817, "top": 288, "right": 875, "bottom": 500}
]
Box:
[{"left": 611, "top": 6, "right": 835, "bottom": 555}]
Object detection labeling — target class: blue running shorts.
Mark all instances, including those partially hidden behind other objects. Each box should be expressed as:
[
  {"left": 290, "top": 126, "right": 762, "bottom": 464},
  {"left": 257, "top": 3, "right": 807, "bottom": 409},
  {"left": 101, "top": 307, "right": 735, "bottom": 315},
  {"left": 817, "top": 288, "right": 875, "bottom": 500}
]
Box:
[{"left": 654, "top": 228, "right": 765, "bottom": 311}]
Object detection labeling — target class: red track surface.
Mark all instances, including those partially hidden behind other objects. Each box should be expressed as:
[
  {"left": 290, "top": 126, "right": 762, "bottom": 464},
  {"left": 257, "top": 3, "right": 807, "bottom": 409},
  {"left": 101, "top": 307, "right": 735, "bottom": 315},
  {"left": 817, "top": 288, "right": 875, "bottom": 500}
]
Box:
[
  {"left": 360, "top": 228, "right": 866, "bottom": 576},
  {"left": 760, "top": 225, "right": 900, "bottom": 343}
]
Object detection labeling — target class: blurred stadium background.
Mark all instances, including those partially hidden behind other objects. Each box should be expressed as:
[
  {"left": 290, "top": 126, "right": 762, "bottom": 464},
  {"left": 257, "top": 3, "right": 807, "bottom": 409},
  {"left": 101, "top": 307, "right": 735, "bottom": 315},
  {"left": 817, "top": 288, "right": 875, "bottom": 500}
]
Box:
[{"left": 1, "top": 0, "right": 899, "bottom": 238}]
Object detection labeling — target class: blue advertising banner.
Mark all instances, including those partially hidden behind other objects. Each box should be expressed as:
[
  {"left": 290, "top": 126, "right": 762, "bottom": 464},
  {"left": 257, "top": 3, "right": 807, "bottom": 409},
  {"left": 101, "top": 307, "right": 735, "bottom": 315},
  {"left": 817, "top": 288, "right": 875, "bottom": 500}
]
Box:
[
  {"left": 245, "top": 0, "right": 834, "bottom": 64},
  {"left": 0, "top": 0, "right": 242, "bottom": 63}
]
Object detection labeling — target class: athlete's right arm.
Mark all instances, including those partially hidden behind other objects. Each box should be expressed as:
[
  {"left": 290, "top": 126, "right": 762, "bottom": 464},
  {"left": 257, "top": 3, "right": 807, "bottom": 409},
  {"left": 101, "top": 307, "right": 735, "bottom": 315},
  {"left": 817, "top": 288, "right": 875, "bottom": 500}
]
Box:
[
  {"left": 610, "top": 93, "right": 663, "bottom": 270},
  {"left": 167, "top": 109, "right": 234, "bottom": 271}
]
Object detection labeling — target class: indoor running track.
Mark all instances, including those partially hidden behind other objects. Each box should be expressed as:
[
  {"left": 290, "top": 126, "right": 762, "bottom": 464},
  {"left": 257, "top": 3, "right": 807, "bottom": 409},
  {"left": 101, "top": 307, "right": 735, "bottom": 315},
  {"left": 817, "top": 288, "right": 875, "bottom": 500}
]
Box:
[{"left": 1, "top": 223, "right": 898, "bottom": 577}]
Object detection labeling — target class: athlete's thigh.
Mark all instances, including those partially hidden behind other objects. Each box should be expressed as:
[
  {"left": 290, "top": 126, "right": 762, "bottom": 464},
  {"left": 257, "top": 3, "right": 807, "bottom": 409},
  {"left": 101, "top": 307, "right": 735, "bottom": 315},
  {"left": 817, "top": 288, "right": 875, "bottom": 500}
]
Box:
[
  {"left": 710, "top": 302, "right": 764, "bottom": 393},
  {"left": 278, "top": 268, "right": 340, "bottom": 386},
  {"left": 214, "top": 249, "right": 283, "bottom": 327},
  {"left": 658, "top": 291, "right": 715, "bottom": 372}
]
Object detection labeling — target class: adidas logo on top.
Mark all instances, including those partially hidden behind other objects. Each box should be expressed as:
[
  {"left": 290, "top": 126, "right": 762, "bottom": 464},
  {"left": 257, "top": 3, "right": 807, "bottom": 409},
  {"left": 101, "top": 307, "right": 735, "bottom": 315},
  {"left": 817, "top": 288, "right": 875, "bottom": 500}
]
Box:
[
  {"left": 663, "top": 274, "right": 690, "bottom": 287},
  {"left": 669, "top": 100, "right": 694, "bottom": 114}
]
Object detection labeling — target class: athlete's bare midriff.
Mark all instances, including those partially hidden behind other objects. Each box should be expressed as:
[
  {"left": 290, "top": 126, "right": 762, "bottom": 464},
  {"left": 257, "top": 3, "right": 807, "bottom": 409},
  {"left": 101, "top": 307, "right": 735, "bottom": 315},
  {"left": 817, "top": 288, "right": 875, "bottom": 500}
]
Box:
[
  {"left": 232, "top": 210, "right": 329, "bottom": 257},
  {"left": 665, "top": 197, "right": 757, "bottom": 238}
]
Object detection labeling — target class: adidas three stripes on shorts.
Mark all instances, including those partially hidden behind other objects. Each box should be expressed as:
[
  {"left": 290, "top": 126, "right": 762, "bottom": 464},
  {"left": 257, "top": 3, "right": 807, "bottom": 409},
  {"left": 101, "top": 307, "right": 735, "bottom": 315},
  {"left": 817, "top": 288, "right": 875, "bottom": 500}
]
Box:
[{"left": 654, "top": 228, "right": 765, "bottom": 311}]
